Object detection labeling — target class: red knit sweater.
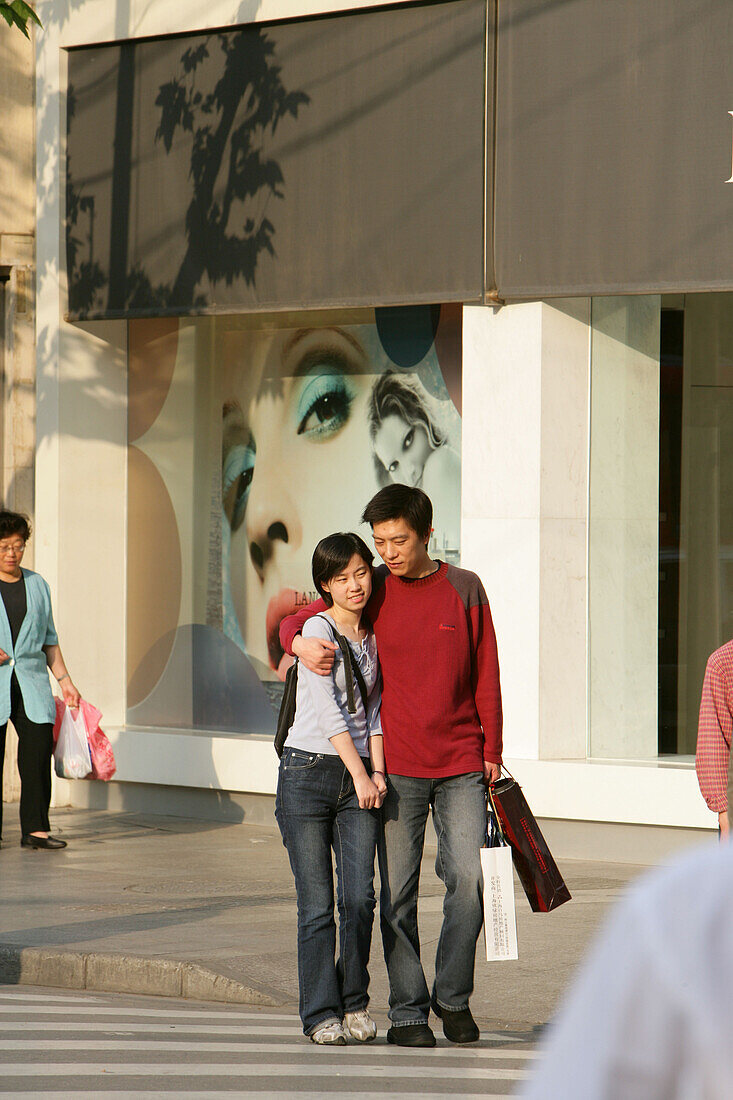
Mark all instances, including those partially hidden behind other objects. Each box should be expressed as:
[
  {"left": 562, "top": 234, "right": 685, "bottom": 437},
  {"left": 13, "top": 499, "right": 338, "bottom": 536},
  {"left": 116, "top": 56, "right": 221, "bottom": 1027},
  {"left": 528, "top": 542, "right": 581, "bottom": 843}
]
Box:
[{"left": 279, "top": 561, "right": 503, "bottom": 778}]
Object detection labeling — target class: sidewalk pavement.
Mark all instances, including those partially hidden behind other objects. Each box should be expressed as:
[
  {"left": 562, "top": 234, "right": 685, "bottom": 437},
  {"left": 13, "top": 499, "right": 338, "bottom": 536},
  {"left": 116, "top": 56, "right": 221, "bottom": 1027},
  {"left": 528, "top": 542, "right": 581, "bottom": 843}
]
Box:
[{"left": 0, "top": 805, "right": 649, "bottom": 1029}]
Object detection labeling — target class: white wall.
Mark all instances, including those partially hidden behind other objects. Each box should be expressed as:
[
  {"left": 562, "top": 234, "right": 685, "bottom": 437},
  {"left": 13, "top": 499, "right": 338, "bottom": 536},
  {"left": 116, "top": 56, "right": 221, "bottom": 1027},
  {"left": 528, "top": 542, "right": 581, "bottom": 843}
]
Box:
[
  {"left": 462, "top": 300, "right": 590, "bottom": 763},
  {"left": 462, "top": 302, "right": 542, "bottom": 759},
  {"left": 588, "top": 297, "right": 660, "bottom": 760},
  {"left": 538, "top": 300, "right": 591, "bottom": 760}
]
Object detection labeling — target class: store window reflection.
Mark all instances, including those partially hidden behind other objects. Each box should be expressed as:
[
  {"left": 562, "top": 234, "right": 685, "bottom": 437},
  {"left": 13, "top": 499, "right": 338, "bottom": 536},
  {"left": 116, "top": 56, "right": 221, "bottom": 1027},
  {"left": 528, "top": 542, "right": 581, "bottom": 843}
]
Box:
[
  {"left": 591, "top": 293, "right": 733, "bottom": 760},
  {"left": 670, "top": 294, "right": 733, "bottom": 755}
]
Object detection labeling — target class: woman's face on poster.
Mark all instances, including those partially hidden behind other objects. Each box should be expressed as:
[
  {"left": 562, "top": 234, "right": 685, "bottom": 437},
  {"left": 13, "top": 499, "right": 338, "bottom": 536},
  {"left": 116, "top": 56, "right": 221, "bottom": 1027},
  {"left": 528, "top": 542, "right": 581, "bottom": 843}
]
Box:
[
  {"left": 372, "top": 414, "right": 433, "bottom": 487},
  {"left": 221, "top": 325, "right": 380, "bottom": 677}
]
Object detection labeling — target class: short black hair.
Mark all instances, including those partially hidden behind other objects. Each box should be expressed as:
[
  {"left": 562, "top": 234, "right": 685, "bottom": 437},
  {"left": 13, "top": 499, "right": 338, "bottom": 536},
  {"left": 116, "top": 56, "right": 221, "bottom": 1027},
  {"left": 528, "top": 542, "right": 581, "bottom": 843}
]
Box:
[
  {"left": 361, "top": 484, "right": 432, "bottom": 543},
  {"left": 312, "top": 532, "right": 374, "bottom": 607},
  {"left": 0, "top": 510, "right": 31, "bottom": 543}
]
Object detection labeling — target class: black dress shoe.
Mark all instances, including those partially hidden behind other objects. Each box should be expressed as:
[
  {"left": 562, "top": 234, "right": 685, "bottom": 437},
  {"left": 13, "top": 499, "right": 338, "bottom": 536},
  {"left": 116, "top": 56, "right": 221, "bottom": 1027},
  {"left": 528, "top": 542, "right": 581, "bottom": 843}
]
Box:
[
  {"left": 386, "top": 1023, "right": 436, "bottom": 1047},
  {"left": 431, "top": 1000, "right": 479, "bottom": 1043},
  {"left": 21, "top": 834, "right": 67, "bottom": 850}
]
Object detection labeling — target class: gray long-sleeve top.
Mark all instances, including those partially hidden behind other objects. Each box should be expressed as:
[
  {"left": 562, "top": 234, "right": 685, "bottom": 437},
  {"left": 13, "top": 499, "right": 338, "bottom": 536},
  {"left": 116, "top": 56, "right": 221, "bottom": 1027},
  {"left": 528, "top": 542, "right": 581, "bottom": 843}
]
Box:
[{"left": 284, "top": 613, "right": 382, "bottom": 758}]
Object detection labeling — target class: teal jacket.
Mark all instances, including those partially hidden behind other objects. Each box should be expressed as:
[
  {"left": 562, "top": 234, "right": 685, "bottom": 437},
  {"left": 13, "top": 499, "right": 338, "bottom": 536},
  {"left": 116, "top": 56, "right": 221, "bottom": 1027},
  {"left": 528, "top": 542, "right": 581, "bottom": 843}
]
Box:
[{"left": 0, "top": 568, "right": 59, "bottom": 725}]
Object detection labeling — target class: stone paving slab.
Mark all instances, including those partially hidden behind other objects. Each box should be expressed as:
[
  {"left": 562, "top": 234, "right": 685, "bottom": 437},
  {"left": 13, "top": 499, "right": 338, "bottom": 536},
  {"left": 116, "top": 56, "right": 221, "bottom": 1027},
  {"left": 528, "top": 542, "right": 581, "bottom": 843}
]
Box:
[{"left": 0, "top": 805, "right": 647, "bottom": 1025}]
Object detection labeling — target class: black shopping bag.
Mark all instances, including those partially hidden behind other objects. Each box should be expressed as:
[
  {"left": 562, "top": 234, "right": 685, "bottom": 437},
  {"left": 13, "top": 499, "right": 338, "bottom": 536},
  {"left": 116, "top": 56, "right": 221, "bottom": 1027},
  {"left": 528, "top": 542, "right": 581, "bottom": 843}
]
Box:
[{"left": 489, "top": 774, "right": 571, "bottom": 913}]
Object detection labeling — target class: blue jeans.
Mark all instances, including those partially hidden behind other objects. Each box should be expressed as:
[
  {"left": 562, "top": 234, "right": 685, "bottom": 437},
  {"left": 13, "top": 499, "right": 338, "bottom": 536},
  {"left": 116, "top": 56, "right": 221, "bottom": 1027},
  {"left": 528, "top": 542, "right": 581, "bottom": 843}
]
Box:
[
  {"left": 275, "top": 748, "right": 379, "bottom": 1036},
  {"left": 378, "top": 771, "right": 486, "bottom": 1026}
]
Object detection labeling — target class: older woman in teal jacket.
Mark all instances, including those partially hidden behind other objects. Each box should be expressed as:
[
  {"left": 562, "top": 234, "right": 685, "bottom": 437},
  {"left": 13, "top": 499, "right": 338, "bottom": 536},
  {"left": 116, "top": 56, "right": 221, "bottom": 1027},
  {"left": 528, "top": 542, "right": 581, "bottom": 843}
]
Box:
[{"left": 0, "top": 511, "right": 80, "bottom": 851}]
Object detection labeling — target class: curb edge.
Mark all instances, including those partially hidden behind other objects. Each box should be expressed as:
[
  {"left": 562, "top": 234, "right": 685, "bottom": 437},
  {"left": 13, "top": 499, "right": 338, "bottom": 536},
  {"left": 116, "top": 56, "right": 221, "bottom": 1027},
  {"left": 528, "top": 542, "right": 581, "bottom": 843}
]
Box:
[{"left": 0, "top": 945, "right": 283, "bottom": 1006}]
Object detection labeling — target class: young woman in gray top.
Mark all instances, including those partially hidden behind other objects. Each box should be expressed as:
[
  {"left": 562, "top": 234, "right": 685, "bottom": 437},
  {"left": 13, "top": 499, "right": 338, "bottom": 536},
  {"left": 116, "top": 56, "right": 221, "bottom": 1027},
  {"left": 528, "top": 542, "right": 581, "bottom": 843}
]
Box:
[{"left": 275, "top": 532, "right": 386, "bottom": 1046}]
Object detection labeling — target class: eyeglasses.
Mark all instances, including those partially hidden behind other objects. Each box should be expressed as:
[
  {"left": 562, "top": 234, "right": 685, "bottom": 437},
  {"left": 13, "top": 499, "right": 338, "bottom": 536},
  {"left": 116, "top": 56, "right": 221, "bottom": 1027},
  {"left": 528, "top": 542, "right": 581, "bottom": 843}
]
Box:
[{"left": 0, "top": 544, "right": 25, "bottom": 556}]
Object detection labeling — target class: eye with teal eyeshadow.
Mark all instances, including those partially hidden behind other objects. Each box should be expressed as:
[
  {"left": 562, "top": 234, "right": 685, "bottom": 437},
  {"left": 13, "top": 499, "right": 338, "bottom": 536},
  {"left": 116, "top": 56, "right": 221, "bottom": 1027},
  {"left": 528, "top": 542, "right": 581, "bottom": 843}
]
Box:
[
  {"left": 223, "top": 443, "right": 256, "bottom": 532},
  {"left": 295, "top": 366, "right": 356, "bottom": 440}
]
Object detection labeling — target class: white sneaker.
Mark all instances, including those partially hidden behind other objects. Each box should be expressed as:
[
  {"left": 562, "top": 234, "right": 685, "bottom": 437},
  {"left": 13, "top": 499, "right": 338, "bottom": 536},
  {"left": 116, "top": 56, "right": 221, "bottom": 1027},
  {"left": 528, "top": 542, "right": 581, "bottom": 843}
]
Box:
[
  {"left": 344, "top": 1009, "right": 377, "bottom": 1042},
  {"left": 310, "top": 1019, "right": 347, "bottom": 1045}
]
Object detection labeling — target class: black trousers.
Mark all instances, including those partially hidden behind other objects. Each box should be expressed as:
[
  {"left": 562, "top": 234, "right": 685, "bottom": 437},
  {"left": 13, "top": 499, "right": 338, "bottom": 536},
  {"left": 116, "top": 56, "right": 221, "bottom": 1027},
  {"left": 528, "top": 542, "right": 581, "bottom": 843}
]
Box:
[{"left": 0, "top": 674, "right": 54, "bottom": 838}]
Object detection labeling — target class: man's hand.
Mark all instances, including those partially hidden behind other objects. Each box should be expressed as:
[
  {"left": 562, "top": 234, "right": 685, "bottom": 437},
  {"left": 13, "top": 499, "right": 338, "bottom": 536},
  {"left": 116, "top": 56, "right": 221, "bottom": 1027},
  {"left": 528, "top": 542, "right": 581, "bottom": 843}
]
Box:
[
  {"left": 719, "top": 810, "right": 729, "bottom": 838},
  {"left": 483, "top": 761, "right": 501, "bottom": 785},
  {"left": 372, "top": 770, "right": 388, "bottom": 807},
  {"left": 292, "top": 635, "right": 337, "bottom": 676}
]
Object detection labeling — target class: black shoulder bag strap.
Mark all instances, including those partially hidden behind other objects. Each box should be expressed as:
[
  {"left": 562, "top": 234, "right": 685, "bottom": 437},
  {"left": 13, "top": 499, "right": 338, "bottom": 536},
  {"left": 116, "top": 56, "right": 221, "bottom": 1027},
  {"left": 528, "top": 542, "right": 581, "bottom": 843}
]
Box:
[{"left": 316, "top": 614, "right": 369, "bottom": 715}]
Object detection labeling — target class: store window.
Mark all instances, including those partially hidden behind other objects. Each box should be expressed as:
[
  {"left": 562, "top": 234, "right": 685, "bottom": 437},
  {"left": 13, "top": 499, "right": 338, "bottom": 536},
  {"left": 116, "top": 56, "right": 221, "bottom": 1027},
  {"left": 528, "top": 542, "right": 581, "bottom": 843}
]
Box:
[
  {"left": 663, "top": 295, "right": 733, "bottom": 755},
  {"left": 589, "top": 293, "right": 733, "bottom": 760},
  {"left": 125, "top": 307, "right": 462, "bottom": 733}
]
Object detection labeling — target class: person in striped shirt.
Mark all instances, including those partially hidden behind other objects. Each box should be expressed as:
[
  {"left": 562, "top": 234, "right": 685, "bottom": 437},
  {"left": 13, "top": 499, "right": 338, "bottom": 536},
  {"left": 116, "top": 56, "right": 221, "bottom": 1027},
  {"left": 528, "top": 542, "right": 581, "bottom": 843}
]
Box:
[{"left": 695, "top": 639, "right": 733, "bottom": 837}]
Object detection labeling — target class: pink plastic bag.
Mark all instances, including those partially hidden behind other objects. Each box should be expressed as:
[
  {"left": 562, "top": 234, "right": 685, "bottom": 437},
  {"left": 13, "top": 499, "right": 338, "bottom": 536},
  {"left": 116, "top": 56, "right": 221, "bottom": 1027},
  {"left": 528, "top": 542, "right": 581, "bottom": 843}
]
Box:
[
  {"left": 87, "top": 726, "right": 116, "bottom": 781},
  {"left": 54, "top": 698, "right": 116, "bottom": 781}
]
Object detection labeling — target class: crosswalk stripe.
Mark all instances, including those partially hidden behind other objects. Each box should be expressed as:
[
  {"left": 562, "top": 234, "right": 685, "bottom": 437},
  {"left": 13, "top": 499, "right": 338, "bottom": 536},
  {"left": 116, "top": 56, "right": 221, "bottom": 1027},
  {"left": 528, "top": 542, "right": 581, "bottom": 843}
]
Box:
[
  {"left": 0, "top": 1093, "right": 519, "bottom": 1099},
  {"left": 0, "top": 1005, "right": 299, "bottom": 1022},
  {"left": 0, "top": 1003, "right": 528, "bottom": 1042},
  {"left": 0, "top": 1038, "right": 536, "bottom": 1058},
  {"left": 0, "top": 993, "right": 107, "bottom": 1005},
  {"left": 0, "top": 1025, "right": 302, "bottom": 1038},
  {"left": 0, "top": 1022, "right": 538, "bottom": 1053},
  {"left": 0, "top": 1062, "right": 528, "bottom": 1080},
  {"left": 0, "top": 1007, "right": 527, "bottom": 1044}
]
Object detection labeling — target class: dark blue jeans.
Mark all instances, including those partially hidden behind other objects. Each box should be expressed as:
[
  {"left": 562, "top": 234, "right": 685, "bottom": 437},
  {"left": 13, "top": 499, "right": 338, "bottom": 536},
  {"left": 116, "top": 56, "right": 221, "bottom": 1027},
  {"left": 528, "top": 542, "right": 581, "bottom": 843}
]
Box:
[
  {"left": 378, "top": 771, "right": 486, "bottom": 1026},
  {"left": 275, "top": 748, "right": 379, "bottom": 1036}
]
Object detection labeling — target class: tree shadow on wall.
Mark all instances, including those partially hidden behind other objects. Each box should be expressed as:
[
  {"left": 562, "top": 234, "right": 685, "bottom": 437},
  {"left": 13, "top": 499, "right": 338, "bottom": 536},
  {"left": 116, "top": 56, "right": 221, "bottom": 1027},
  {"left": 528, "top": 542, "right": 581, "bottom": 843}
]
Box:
[
  {"left": 66, "top": 84, "right": 108, "bottom": 317},
  {"left": 67, "top": 27, "right": 310, "bottom": 317}
]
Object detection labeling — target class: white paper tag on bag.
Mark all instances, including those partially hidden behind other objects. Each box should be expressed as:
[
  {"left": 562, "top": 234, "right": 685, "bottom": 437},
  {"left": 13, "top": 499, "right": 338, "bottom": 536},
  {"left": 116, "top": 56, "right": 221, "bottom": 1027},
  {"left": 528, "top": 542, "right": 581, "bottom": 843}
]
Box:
[{"left": 481, "top": 845, "right": 519, "bottom": 961}]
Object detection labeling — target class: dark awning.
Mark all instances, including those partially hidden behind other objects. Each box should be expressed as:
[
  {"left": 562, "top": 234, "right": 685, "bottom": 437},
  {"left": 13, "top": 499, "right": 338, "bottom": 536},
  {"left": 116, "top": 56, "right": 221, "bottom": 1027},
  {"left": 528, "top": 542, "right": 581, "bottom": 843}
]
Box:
[
  {"left": 492, "top": 0, "right": 733, "bottom": 298},
  {"left": 67, "top": 0, "right": 733, "bottom": 319},
  {"left": 65, "top": 0, "right": 488, "bottom": 320}
]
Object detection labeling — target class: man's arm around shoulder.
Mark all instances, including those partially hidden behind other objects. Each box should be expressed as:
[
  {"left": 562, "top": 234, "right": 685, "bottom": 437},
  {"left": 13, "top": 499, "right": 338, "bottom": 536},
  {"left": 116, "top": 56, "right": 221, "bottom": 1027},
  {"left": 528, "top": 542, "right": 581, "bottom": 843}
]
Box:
[{"left": 279, "top": 597, "right": 336, "bottom": 676}]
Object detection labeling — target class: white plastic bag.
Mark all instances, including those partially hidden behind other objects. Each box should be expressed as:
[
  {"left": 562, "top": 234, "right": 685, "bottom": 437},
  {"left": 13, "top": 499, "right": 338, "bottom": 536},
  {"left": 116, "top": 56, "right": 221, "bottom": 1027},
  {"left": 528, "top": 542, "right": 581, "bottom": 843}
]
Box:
[
  {"left": 481, "top": 843, "right": 519, "bottom": 961},
  {"left": 53, "top": 705, "right": 92, "bottom": 779}
]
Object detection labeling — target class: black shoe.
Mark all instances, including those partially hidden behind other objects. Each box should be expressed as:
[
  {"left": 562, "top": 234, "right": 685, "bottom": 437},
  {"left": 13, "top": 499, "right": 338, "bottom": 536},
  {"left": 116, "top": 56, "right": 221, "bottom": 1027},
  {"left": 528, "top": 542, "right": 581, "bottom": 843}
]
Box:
[
  {"left": 431, "top": 1000, "right": 479, "bottom": 1043},
  {"left": 386, "top": 1023, "right": 436, "bottom": 1047},
  {"left": 21, "top": 834, "right": 67, "bottom": 850}
]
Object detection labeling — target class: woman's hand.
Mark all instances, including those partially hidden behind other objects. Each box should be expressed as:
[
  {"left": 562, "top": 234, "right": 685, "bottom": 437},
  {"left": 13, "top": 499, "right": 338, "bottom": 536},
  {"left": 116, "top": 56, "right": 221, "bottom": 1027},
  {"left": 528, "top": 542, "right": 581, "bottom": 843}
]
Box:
[
  {"left": 61, "top": 680, "right": 81, "bottom": 709},
  {"left": 0, "top": 649, "right": 9, "bottom": 664},
  {"left": 354, "top": 773, "right": 381, "bottom": 810}
]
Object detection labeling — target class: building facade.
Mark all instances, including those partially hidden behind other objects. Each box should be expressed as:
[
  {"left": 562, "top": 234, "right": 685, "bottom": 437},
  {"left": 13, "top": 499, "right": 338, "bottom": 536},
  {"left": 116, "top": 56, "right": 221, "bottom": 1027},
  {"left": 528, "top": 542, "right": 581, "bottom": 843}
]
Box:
[
  {"left": 21, "top": 0, "right": 733, "bottom": 861},
  {"left": 1, "top": 24, "right": 38, "bottom": 807}
]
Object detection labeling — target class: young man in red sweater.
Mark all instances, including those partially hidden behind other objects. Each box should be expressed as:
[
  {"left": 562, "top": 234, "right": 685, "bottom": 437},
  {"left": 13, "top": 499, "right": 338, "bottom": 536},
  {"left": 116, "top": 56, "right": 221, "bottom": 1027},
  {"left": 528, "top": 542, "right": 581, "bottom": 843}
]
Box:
[{"left": 279, "top": 485, "right": 503, "bottom": 1047}]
